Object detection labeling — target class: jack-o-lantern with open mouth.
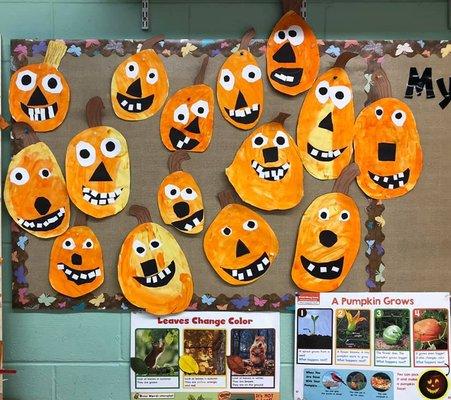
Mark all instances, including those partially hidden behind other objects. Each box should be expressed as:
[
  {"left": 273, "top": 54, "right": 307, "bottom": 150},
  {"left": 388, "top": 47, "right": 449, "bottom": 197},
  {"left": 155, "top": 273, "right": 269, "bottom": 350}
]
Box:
[
  {"left": 418, "top": 370, "right": 449, "bottom": 400},
  {"left": 9, "top": 40, "right": 70, "bottom": 132},
  {"left": 354, "top": 64, "right": 423, "bottom": 199},
  {"left": 204, "top": 191, "right": 279, "bottom": 285},
  {"left": 66, "top": 97, "right": 130, "bottom": 218},
  {"left": 291, "top": 164, "right": 361, "bottom": 292},
  {"left": 266, "top": 0, "right": 320, "bottom": 96},
  {"left": 297, "top": 53, "right": 357, "bottom": 180},
  {"left": 3, "top": 118, "right": 70, "bottom": 238},
  {"left": 217, "top": 28, "right": 263, "bottom": 130},
  {"left": 49, "top": 211, "right": 104, "bottom": 298},
  {"left": 111, "top": 36, "right": 169, "bottom": 121},
  {"left": 157, "top": 151, "right": 204, "bottom": 234},
  {"left": 161, "top": 56, "right": 214, "bottom": 152},
  {"left": 226, "top": 113, "right": 303, "bottom": 210},
  {"left": 118, "top": 205, "right": 194, "bottom": 315}
]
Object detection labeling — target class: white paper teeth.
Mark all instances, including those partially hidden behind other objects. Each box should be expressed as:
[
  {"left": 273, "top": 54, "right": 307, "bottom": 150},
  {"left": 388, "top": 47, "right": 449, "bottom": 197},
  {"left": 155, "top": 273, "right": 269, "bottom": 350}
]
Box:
[
  {"left": 26, "top": 105, "right": 57, "bottom": 121},
  {"left": 251, "top": 161, "right": 290, "bottom": 181},
  {"left": 19, "top": 207, "right": 65, "bottom": 230},
  {"left": 309, "top": 144, "right": 343, "bottom": 160},
  {"left": 82, "top": 187, "right": 123, "bottom": 205},
  {"left": 331, "top": 266, "right": 340, "bottom": 273},
  {"left": 228, "top": 104, "right": 259, "bottom": 118},
  {"left": 370, "top": 170, "right": 408, "bottom": 189},
  {"left": 307, "top": 263, "right": 315, "bottom": 271}
]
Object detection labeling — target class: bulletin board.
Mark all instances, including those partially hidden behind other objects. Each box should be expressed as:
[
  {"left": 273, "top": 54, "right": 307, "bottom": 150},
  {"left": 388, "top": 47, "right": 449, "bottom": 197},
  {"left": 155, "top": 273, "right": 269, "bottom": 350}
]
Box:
[{"left": 9, "top": 38, "right": 451, "bottom": 312}]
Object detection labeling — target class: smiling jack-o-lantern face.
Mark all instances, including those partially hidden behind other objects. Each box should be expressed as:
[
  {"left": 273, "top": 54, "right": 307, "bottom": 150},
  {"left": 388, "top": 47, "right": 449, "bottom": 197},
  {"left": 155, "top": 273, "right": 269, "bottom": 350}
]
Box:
[
  {"left": 297, "top": 53, "right": 357, "bottom": 180},
  {"left": 266, "top": 4, "right": 319, "bottom": 96},
  {"left": 49, "top": 221, "right": 104, "bottom": 298},
  {"left": 226, "top": 113, "right": 303, "bottom": 210},
  {"left": 118, "top": 205, "right": 194, "bottom": 315},
  {"left": 111, "top": 36, "right": 169, "bottom": 121},
  {"left": 66, "top": 97, "right": 130, "bottom": 218},
  {"left": 217, "top": 29, "right": 263, "bottom": 130},
  {"left": 204, "top": 192, "right": 278, "bottom": 285},
  {"left": 9, "top": 40, "right": 70, "bottom": 132},
  {"left": 418, "top": 370, "right": 448, "bottom": 399},
  {"left": 4, "top": 123, "right": 70, "bottom": 238},
  {"left": 291, "top": 164, "right": 361, "bottom": 292}
]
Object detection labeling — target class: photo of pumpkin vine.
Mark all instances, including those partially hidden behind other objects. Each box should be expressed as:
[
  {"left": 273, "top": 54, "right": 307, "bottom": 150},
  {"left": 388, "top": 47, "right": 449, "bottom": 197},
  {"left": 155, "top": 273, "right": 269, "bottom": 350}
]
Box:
[
  {"left": 336, "top": 309, "right": 370, "bottom": 349},
  {"left": 413, "top": 309, "right": 448, "bottom": 351},
  {"left": 374, "top": 309, "right": 410, "bottom": 351}
]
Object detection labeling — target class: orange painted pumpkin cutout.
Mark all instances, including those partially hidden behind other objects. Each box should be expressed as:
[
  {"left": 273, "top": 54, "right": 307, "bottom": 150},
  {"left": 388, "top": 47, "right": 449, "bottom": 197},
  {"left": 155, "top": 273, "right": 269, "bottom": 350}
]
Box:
[
  {"left": 9, "top": 40, "right": 70, "bottom": 132},
  {"left": 204, "top": 191, "right": 279, "bottom": 285},
  {"left": 266, "top": 0, "right": 320, "bottom": 96},
  {"left": 354, "top": 65, "right": 423, "bottom": 199},
  {"left": 3, "top": 120, "right": 70, "bottom": 238},
  {"left": 216, "top": 28, "right": 263, "bottom": 130},
  {"left": 66, "top": 97, "right": 130, "bottom": 218},
  {"left": 226, "top": 113, "right": 303, "bottom": 210},
  {"left": 49, "top": 212, "right": 104, "bottom": 298},
  {"left": 291, "top": 164, "right": 361, "bottom": 292},
  {"left": 157, "top": 151, "right": 204, "bottom": 234},
  {"left": 297, "top": 53, "right": 357, "bottom": 180},
  {"left": 118, "top": 205, "right": 194, "bottom": 315},
  {"left": 161, "top": 57, "right": 214, "bottom": 152},
  {"left": 111, "top": 36, "right": 169, "bottom": 121}
]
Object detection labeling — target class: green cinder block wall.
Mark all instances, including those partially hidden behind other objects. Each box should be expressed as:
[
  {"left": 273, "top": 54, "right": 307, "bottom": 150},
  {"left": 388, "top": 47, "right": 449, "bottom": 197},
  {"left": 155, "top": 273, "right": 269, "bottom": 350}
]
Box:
[{"left": 0, "top": 1, "right": 449, "bottom": 398}]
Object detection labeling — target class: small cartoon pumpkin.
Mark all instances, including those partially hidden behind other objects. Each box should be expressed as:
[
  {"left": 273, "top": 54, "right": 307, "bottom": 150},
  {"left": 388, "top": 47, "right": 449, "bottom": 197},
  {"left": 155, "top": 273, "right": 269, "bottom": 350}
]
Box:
[
  {"left": 204, "top": 191, "right": 279, "bottom": 285},
  {"left": 118, "top": 205, "right": 194, "bottom": 315},
  {"left": 157, "top": 151, "right": 204, "bottom": 234},
  {"left": 111, "top": 36, "right": 169, "bottom": 121},
  {"left": 9, "top": 40, "right": 70, "bottom": 132},
  {"left": 266, "top": 0, "right": 320, "bottom": 96},
  {"left": 66, "top": 97, "right": 130, "bottom": 218},
  {"left": 226, "top": 113, "right": 303, "bottom": 210},
  {"left": 161, "top": 56, "right": 214, "bottom": 152},
  {"left": 216, "top": 28, "right": 263, "bottom": 130},
  {"left": 297, "top": 53, "right": 357, "bottom": 180},
  {"left": 418, "top": 370, "right": 448, "bottom": 400},
  {"left": 3, "top": 119, "right": 70, "bottom": 238},
  {"left": 291, "top": 164, "right": 361, "bottom": 292},
  {"left": 354, "top": 64, "right": 423, "bottom": 199},
  {"left": 49, "top": 211, "right": 104, "bottom": 298}
]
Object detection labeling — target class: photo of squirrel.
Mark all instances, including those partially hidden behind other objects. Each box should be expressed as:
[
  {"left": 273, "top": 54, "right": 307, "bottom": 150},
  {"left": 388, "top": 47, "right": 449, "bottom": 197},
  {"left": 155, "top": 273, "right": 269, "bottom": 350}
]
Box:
[{"left": 249, "top": 335, "right": 267, "bottom": 367}]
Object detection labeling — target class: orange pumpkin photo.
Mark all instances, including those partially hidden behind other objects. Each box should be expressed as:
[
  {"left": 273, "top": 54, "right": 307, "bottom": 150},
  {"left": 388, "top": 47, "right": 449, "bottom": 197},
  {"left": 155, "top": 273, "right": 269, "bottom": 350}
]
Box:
[
  {"left": 49, "top": 211, "right": 104, "bottom": 298},
  {"left": 291, "top": 163, "right": 361, "bottom": 292},
  {"left": 9, "top": 40, "right": 70, "bottom": 132},
  {"left": 203, "top": 191, "right": 279, "bottom": 285},
  {"left": 111, "top": 36, "right": 169, "bottom": 121},
  {"left": 66, "top": 97, "right": 130, "bottom": 218},
  {"left": 226, "top": 113, "right": 303, "bottom": 210},
  {"left": 161, "top": 56, "right": 214, "bottom": 152},
  {"left": 157, "top": 151, "right": 204, "bottom": 234},
  {"left": 216, "top": 28, "right": 263, "bottom": 130},
  {"left": 354, "top": 65, "right": 423, "bottom": 199},
  {"left": 118, "top": 205, "right": 194, "bottom": 315},
  {"left": 297, "top": 53, "right": 357, "bottom": 180},
  {"left": 3, "top": 120, "right": 70, "bottom": 238},
  {"left": 266, "top": 0, "right": 320, "bottom": 96}
]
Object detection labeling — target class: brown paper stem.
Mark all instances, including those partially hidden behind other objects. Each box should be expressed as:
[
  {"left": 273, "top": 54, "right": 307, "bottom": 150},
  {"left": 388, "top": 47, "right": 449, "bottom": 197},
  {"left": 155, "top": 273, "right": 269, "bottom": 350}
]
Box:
[
  {"left": 129, "top": 205, "right": 152, "bottom": 224},
  {"left": 367, "top": 63, "right": 392, "bottom": 103},
  {"left": 141, "top": 35, "right": 165, "bottom": 51},
  {"left": 239, "top": 28, "right": 256, "bottom": 50},
  {"left": 332, "top": 163, "right": 360, "bottom": 194},
  {"left": 218, "top": 190, "right": 236, "bottom": 209},
  {"left": 168, "top": 150, "right": 190, "bottom": 173},
  {"left": 271, "top": 112, "right": 290, "bottom": 125},
  {"left": 86, "top": 97, "right": 104, "bottom": 128},
  {"left": 11, "top": 122, "right": 40, "bottom": 149},
  {"left": 334, "top": 52, "right": 358, "bottom": 69},
  {"left": 73, "top": 210, "right": 88, "bottom": 227},
  {"left": 282, "top": 0, "right": 303, "bottom": 14},
  {"left": 194, "top": 56, "right": 209, "bottom": 85}
]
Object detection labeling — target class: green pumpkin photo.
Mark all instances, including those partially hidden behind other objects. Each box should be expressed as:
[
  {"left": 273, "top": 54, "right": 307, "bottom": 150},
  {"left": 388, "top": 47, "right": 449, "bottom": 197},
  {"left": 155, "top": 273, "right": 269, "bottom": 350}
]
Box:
[{"left": 375, "top": 309, "right": 410, "bottom": 351}]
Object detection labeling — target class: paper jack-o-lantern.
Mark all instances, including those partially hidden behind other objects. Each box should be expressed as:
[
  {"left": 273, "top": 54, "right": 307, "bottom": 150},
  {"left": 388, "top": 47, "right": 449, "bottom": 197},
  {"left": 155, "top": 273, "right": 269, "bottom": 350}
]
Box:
[
  {"left": 9, "top": 40, "right": 70, "bottom": 132},
  {"left": 226, "top": 113, "right": 303, "bottom": 210},
  {"left": 118, "top": 205, "right": 194, "bottom": 315},
  {"left": 354, "top": 64, "right": 423, "bottom": 199},
  {"left": 66, "top": 97, "right": 130, "bottom": 218},
  {"left": 157, "top": 151, "right": 204, "bottom": 234},
  {"left": 204, "top": 191, "right": 279, "bottom": 285},
  {"left": 297, "top": 53, "right": 357, "bottom": 180},
  {"left": 49, "top": 211, "right": 104, "bottom": 298},
  {"left": 111, "top": 36, "right": 169, "bottom": 121},
  {"left": 217, "top": 28, "right": 264, "bottom": 130},
  {"left": 161, "top": 56, "right": 214, "bottom": 152},
  {"left": 291, "top": 163, "right": 361, "bottom": 292},
  {"left": 266, "top": 0, "right": 320, "bottom": 96},
  {"left": 3, "top": 119, "right": 70, "bottom": 238}
]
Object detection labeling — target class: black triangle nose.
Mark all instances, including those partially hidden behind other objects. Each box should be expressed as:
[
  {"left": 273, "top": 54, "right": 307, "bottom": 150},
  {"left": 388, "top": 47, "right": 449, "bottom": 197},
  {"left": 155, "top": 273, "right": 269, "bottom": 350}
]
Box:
[
  {"left": 319, "top": 112, "right": 334, "bottom": 132},
  {"left": 34, "top": 196, "right": 51, "bottom": 215},
  {"left": 173, "top": 201, "right": 190, "bottom": 218},
  {"left": 236, "top": 239, "right": 250, "bottom": 258},
  {"left": 185, "top": 117, "right": 200, "bottom": 134},
  {"left": 319, "top": 230, "right": 337, "bottom": 248},
  {"left": 235, "top": 91, "right": 248, "bottom": 110},
  {"left": 71, "top": 253, "right": 83, "bottom": 266},
  {"left": 89, "top": 162, "right": 112, "bottom": 182},
  {"left": 126, "top": 78, "right": 142, "bottom": 98},
  {"left": 273, "top": 42, "right": 296, "bottom": 63},
  {"left": 28, "top": 86, "right": 48, "bottom": 106}
]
